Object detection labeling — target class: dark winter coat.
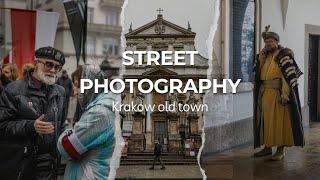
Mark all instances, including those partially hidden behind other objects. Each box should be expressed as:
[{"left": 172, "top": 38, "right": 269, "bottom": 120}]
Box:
[
  {"left": 0, "top": 71, "right": 65, "bottom": 179},
  {"left": 154, "top": 143, "right": 162, "bottom": 156}
]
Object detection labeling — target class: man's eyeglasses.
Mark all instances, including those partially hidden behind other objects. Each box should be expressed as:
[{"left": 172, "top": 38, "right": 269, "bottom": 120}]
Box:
[{"left": 37, "top": 60, "right": 62, "bottom": 72}]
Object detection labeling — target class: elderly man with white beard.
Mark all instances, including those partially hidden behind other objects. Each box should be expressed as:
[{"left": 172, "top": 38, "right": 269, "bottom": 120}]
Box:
[{"left": 0, "top": 46, "right": 66, "bottom": 180}]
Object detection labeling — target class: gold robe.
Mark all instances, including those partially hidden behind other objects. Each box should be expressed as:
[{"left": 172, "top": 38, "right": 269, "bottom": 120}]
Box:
[{"left": 260, "top": 50, "right": 294, "bottom": 147}]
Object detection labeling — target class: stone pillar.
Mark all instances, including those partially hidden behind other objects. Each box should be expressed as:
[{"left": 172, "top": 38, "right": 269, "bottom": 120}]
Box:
[
  {"left": 188, "top": 114, "right": 201, "bottom": 152},
  {"left": 145, "top": 93, "right": 152, "bottom": 150},
  {"left": 167, "top": 112, "right": 181, "bottom": 153}
]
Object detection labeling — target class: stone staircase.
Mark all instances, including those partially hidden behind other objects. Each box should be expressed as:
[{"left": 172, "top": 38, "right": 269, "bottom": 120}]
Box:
[{"left": 121, "top": 152, "right": 198, "bottom": 165}]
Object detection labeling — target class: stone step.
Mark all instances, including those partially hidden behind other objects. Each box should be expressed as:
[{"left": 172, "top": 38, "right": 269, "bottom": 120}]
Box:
[
  {"left": 120, "top": 153, "right": 198, "bottom": 165},
  {"left": 122, "top": 157, "right": 196, "bottom": 160},
  {"left": 126, "top": 152, "right": 180, "bottom": 156},
  {"left": 121, "top": 158, "right": 197, "bottom": 162},
  {"left": 120, "top": 161, "right": 198, "bottom": 165}
]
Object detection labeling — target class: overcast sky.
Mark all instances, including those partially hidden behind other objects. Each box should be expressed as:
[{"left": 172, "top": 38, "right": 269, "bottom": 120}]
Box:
[{"left": 123, "top": 0, "right": 216, "bottom": 58}]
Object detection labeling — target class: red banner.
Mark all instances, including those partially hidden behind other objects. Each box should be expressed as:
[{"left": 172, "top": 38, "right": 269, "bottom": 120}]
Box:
[
  {"left": 3, "top": 54, "right": 9, "bottom": 64},
  {"left": 11, "top": 9, "right": 36, "bottom": 77}
]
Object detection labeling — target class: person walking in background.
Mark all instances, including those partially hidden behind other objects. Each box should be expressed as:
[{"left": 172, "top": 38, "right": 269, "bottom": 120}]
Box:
[
  {"left": 70, "top": 67, "right": 83, "bottom": 125},
  {"left": 150, "top": 140, "right": 165, "bottom": 170},
  {"left": 22, "top": 63, "right": 35, "bottom": 77},
  {"left": 56, "top": 69, "right": 73, "bottom": 128},
  {"left": 0, "top": 63, "right": 18, "bottom": 93}
]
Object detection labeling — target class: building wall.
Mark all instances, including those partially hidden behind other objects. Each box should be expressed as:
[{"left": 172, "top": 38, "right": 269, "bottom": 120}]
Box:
[
  {"left": 260, "top": 0, "right": 320, "bottom": 124},
  {"left": 203, "top": 0, "right": 253, "bottom": 155}
]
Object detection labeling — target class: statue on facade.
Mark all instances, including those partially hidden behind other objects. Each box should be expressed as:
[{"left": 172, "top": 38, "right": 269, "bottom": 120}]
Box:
[
  {"left": 186, "top": 92, "right": 199, "bottom": 120},
  {"left": 167, "top": 92, "right": 179, "bottom": 116}
]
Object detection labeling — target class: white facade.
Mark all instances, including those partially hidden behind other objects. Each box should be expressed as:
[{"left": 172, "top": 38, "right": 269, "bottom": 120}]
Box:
[
  {"left": 205, "top": 0, "right": 253, "bottom": 129},
  {"left": 206, "top": 0, "right": 320, "bottom": 129},
  {"left": 203, "top": 0, "right": 320, "bottom": 154},
  {"left": 258, "top": 0, "right": 320, "bottom": 124}
]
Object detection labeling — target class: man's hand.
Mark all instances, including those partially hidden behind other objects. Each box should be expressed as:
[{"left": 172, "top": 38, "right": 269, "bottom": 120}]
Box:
[
  {"left": 279, "top": 98, "right": 289, "bottom": 106},
  {"left": 260, "top": 48, "right": 267, "bottom": 55},
  {"left": 34, "top": 114, "right": 54, "bottom": 135}
]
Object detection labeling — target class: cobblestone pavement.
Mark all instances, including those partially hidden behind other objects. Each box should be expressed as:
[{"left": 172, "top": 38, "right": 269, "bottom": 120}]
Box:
[
  {"left": 201, "top": 122, "right": 320, "bottom": 180},
  {"left": 115, "top": 165, "right": 203, "bottom": 179}
]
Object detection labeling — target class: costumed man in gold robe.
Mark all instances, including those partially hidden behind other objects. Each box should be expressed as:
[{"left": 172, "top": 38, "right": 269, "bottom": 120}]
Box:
[{"left": 253, "top": 26, "right": 304, "bottom": 160}]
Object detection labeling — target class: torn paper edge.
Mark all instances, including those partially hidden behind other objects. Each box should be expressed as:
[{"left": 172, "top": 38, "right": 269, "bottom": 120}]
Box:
[
  {"left": 198, "top": 0, "right": 221, "bottom": 179},
  {"left": 107, "top": 0, "right": 128, "bottom": 179}
]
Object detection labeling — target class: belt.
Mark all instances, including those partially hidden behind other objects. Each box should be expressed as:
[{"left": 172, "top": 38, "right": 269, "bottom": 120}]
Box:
[{"left": 261, "top": 79, "right": 281, "bottom": 89}]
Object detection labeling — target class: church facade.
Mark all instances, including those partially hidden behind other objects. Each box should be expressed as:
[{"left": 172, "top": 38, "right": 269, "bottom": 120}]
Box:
[{"left": 121, "top": 12, "right": 208, "bottom": 154}]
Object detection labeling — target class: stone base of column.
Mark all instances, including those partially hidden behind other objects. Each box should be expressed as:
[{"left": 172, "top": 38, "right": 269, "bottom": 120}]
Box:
[
  {"left": 145, "top": 131, "right": 153, "bottom": 151},
  {"left": 128, "top": 134, "right": 144, "bottom": 152}
]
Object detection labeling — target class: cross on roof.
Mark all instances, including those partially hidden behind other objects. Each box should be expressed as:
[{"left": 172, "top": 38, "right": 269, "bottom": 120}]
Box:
[{"left": 156, "top": 8, "right": 163, "bottom": 15}]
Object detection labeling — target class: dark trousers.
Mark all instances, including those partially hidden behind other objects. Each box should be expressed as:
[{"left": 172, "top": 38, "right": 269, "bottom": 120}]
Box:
[
  {"left": 35, "top": 153, "right": 56, "bottom": 180},
  {"left": 151, "top": 155, "right": 165, "bottom": 168}
]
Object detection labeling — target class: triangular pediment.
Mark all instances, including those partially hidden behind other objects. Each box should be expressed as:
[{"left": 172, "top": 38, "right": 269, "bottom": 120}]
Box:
[
  {"left": 126, "top": 15, "right": 196, "bottom": 38},
  {"left": 142, "top": 66, "right": 178, "bottom": 76}
]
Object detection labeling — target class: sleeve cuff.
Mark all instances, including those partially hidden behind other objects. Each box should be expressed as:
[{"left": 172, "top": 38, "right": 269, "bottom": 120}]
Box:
[
  {"left": 281, "top": 94, "right": 290, "bottom": 101},
  {"left": 26, "top": 120, "right": 36, "bottom": 135}
]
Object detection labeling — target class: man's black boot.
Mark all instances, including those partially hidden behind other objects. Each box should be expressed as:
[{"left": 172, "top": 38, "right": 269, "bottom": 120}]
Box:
[{"left": 254, "top": 147, "right": 272, "bottom": 157}]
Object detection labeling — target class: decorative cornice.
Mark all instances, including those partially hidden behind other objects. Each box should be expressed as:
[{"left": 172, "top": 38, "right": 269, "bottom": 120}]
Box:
[{"left": 125, "top": 15, "right": 196, "bottom": 39}]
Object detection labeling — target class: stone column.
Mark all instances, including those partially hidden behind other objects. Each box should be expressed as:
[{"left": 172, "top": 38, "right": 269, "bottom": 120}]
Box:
[
  {"left": 145, "top": 92, "right": 153, "bottom": 150},
  {"left": 128, "top": 92, "right": 145, "bottom": 152},
  {"left": 167, "top": 93, "right": 181, "bottom": 153},
  {"left": 168, "top": 113, "right": 181, "bottom": 153}
]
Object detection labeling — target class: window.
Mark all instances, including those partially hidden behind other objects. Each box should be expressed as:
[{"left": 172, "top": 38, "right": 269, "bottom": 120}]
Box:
[
  {"left": 153, "top": 45, "right": 168, "bottom": 63},
  {"left": 0, "top": 34, "right": 3, "bottom": 46},
  {"left": 105, "top": 11, "right": 119, "bottom": 26},
  {"left": 36, "top": 0, "right": 43, "bottom": 5},
  {"left": 231, "top": 0, "right": 255, "bottom": 82},
  {"left": 102, "top": 38, "right": 119, "bottom": 56},
  {"left": 241, "top": 1, "right": 255, "bottom": 82},
  {"left": 88, "top": 8, "right": 94, "bottom": 23},
  {"left": 114, "top": 46, "right": 119, "bottom": 55},
  {"left": 86, "top": 36, "right": 96, "bottom": 55},
  {"left": 137, "top": 47, "right": 147, "bottom": 63}
]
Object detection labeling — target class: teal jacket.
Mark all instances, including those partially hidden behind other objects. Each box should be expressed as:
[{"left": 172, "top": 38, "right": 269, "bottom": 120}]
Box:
[{"left": 57, "top": 92, "right": 116, "bottom": 180}]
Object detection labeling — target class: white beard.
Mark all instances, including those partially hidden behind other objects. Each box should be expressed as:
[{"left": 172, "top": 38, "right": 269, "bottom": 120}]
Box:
[{"left": 36, "top": 69, "right": 57, "bottom": 85}]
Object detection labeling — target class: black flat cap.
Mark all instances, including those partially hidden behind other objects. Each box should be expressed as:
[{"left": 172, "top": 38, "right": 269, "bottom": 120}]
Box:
[{"left": 35, "top": 46, "right": 65, "bottom": 65}]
